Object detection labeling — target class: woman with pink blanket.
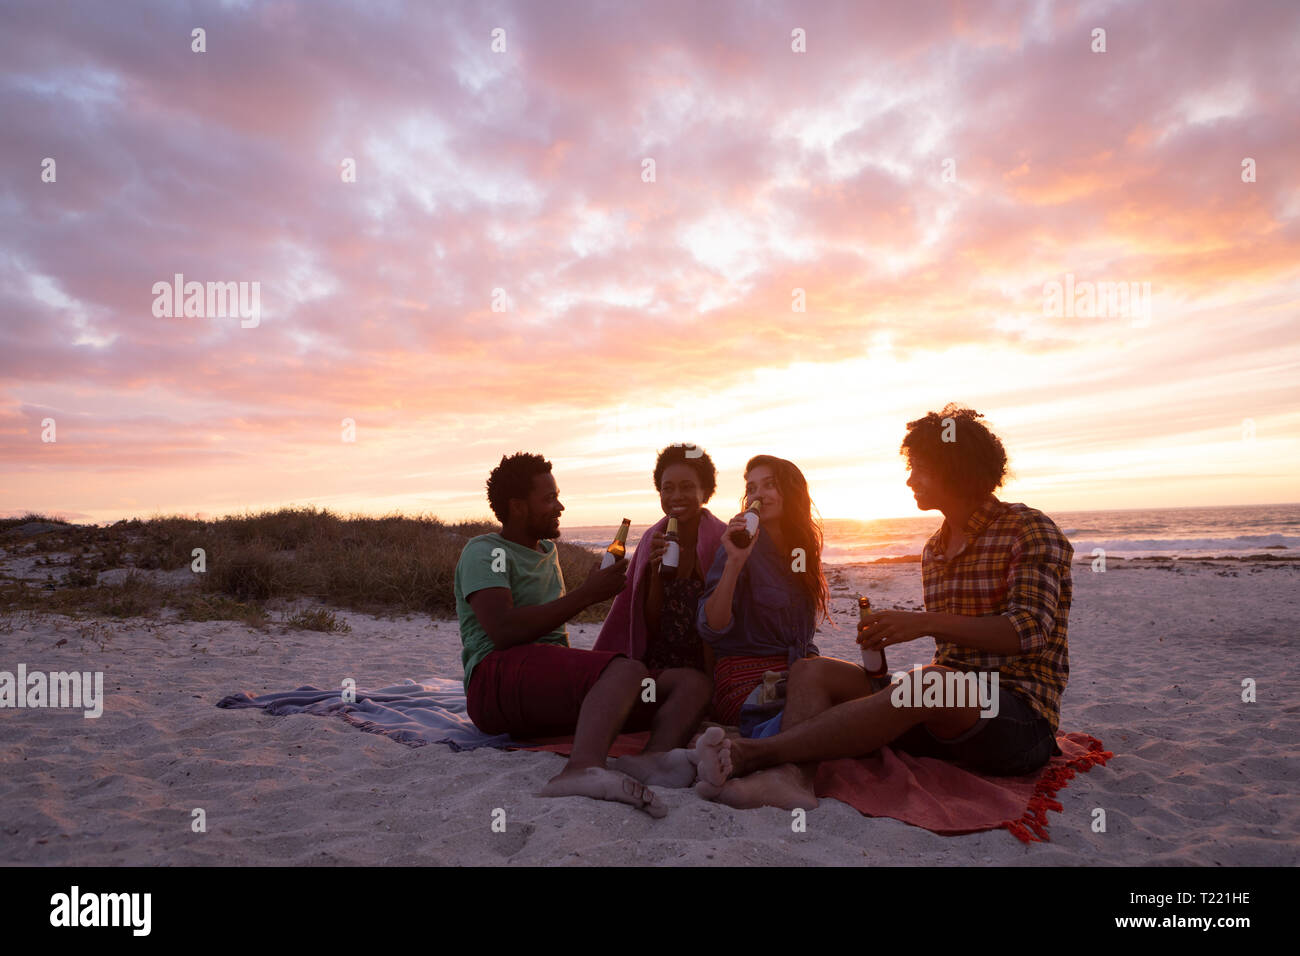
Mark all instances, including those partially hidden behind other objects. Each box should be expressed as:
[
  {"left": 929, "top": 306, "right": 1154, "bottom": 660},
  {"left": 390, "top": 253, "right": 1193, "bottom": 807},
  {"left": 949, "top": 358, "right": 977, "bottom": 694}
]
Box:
[{"left": 594, "top": 444, "right": 726, "bottom": 676}]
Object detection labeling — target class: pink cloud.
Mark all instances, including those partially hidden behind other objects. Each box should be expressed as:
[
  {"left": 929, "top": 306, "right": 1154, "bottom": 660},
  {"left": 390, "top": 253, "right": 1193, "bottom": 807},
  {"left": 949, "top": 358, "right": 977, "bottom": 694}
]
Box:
[{"left": 2, "top": 0, "right": 1297, "bottom": 519}]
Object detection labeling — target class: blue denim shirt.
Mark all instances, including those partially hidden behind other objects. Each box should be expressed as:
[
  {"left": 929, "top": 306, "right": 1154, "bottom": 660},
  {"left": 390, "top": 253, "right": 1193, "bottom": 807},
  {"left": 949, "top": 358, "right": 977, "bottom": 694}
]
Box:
[{"left": 695, "top": 529, "right": 819, "bottom": 663}]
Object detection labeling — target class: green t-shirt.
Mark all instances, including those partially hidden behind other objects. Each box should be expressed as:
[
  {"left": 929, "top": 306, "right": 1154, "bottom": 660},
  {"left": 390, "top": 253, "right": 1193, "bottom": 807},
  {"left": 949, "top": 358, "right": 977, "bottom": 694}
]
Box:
[{"left": 455, "top": 532, "right": 569, "bottom": 691}]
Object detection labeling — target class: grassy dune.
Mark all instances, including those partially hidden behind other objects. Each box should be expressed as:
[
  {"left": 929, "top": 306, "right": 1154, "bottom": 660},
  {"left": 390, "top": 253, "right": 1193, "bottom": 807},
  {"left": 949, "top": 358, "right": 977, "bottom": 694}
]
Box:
[{"left": 0, "top": 507, "right": 614, "bottom": 630}]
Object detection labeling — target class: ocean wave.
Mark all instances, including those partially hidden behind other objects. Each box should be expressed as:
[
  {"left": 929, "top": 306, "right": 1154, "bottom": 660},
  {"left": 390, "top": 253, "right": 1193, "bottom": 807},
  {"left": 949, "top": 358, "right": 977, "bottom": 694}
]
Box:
[
  {"left": 1067, "top": 533, "right": 1299, "bottom": 553},
  {"left": 567, "top": 519, "right": 1300, "bottom": 564}
]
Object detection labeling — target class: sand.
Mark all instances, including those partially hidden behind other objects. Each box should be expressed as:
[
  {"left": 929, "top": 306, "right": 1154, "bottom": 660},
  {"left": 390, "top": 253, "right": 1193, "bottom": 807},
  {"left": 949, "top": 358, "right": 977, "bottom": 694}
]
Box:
[{"left": 1, "top": 555, "right": 1297, "bottom": 866}]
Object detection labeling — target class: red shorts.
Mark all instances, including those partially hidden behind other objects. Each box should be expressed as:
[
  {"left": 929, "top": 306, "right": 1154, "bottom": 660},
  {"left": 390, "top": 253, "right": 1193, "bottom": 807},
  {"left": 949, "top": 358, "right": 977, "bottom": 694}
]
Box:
[
  {"left": 712, "top": 653, "right": 788, "bottom": 726},
  {"left": 466, "top": 642, "right": 663, "bottom": 738}
]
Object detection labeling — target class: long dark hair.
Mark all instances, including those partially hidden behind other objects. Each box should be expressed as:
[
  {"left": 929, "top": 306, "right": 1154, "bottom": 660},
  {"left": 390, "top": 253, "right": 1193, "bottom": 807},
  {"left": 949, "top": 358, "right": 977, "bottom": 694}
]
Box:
[{"left": 743, "top": 454, "right": 830, "bottom": 623}]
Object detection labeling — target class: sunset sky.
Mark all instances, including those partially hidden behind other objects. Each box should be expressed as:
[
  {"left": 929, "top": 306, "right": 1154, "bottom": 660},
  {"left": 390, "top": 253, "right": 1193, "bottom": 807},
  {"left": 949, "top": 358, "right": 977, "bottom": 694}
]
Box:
[{"left": 2, "top": 0, "right": 1298, "bottom": 527}]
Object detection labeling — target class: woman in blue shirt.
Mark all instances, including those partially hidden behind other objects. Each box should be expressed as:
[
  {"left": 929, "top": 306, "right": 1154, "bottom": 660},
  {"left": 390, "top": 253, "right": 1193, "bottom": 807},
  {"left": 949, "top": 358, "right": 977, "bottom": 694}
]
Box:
[{"left": 698, "top": 455, "right": 830, "bottom": 725}]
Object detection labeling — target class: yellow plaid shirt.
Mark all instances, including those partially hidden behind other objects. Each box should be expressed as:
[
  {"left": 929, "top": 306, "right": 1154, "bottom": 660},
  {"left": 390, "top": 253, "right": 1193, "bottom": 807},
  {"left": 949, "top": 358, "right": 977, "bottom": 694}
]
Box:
[{"left": 922, "top": 496, "right": 1072, "bottom": 733}]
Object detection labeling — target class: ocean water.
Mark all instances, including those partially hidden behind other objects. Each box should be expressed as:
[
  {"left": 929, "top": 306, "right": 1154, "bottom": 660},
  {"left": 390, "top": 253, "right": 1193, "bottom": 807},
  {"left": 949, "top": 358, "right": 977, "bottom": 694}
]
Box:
[{"left": 563, "top": 502, "right": 1300, "bottom": 564}]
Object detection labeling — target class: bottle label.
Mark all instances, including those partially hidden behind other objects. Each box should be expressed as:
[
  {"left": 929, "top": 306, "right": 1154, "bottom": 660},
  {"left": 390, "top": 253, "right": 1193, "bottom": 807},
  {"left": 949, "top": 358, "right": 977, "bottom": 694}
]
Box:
[
  {"left": 744, "top": 511, "right": 760, "bottom": 535},
  {"left": 663, "top": 540, "right": 680, "bottom": 568},
  {"left": 600, "top": 551, "right": 615, "bottom": 570},
  {"left": 862, "top": 648, "right": 884, "bottom": 672}
]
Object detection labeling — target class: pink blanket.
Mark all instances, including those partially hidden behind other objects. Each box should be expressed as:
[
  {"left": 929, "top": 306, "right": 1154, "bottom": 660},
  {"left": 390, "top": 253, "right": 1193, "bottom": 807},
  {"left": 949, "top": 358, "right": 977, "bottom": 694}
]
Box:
[
  {"left": 593, "top": 507, "right": 727, "bottom": 660},
  {"left": 518, "top": 731, "right": 1112, "bottom": 843}
]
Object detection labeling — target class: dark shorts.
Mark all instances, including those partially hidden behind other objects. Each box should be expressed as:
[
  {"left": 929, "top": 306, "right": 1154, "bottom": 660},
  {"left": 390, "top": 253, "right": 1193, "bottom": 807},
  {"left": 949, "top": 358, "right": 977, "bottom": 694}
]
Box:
[
  {"left": 891, "top": 686, "right": 1058, "bottom": 776},
  {"left": 466, "top": 642, "right": 663, "bottom": 738}
]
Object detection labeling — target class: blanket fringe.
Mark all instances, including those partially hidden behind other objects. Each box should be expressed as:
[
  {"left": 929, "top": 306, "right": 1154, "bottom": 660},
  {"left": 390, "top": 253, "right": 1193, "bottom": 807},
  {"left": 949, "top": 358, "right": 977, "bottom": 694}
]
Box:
[
  {"left": 339, "top": 712, "right": 429, "bottom": 748},
  {"left": 1003, "top": 736, "right": 1113, "bottom": 843}
]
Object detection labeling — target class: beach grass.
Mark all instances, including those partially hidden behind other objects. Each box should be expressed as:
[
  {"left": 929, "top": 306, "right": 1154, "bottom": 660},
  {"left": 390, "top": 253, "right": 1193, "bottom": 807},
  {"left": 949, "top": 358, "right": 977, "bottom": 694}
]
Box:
[{"left": 0, "top": 507, "right": 615, "bottom": 626}]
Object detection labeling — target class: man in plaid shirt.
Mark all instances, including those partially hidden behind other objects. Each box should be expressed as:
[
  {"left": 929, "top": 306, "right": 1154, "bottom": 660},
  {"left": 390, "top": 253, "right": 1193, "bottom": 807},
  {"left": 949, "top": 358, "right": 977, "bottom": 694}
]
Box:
[{"left": 694, "top": 405, "right": 1073, "bottom": 810}]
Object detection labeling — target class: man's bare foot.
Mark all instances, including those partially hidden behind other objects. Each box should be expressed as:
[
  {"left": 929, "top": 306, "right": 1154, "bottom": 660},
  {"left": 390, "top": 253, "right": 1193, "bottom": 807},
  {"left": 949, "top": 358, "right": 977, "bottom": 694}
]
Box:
[
  {"left": 611, "top": 748, "right": 699, "bottom": 789},
  {"left": 538, "top": 766, "right": 669, "bottom": 818},
  {"left": 692, "top": 726, "right": 733, "bottom": 799},
  {"left": 713, "top": 764, "right": 819, "bottom": 811}
]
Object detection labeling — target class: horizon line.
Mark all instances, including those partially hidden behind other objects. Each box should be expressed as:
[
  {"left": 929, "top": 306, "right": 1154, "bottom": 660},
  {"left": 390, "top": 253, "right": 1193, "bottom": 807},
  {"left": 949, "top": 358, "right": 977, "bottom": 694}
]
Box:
[{"left": 9, "top": 500, "right": 1300, "bottom": 529}]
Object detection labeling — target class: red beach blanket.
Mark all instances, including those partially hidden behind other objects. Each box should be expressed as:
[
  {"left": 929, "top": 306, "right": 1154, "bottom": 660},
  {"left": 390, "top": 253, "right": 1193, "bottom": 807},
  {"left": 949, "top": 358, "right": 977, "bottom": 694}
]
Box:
[
  {"left": 519, "top": 731, "right": 1111, "bottom": 843},
  {"left": 812, "top": 731, "right": 1112, "bottom": 842}
]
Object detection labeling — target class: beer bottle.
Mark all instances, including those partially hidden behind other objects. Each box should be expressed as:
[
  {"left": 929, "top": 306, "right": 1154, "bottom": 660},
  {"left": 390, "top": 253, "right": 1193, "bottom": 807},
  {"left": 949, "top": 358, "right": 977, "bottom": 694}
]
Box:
[
  {"left": 600, "top": 519, "right": 631, "bottom": 569},
  {"left": 660, "top": 516, "right": 681, "bottom": 581},
  {"left": 729, "top": 497, "right": 762, "bottom": 548},
  {"left": 858, "top": 595, "right": 889, "bottom": 690}
]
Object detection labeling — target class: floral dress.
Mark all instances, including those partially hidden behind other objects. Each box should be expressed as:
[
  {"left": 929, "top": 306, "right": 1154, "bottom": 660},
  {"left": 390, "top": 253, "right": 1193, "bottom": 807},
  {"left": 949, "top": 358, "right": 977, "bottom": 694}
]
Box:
[{"left": 644, "top": 573, "right": 708, "bottom": 672}]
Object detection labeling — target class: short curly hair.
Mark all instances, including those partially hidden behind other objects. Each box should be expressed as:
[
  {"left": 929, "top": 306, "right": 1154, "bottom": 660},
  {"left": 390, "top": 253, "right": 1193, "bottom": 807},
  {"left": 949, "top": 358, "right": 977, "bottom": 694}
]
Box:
[
  {"left": 486, "top": 452, "right": 553, "bottom": 522},
  {"left": 652, "top": 444, "right": 717, "bottom": 502},
  {"left": 900, "top": 404, "right": 1008, "bottom": 498}
]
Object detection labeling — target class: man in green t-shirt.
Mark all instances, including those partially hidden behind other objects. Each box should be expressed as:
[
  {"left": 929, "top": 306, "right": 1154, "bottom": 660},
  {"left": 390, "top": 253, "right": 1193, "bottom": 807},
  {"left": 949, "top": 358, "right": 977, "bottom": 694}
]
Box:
[{"left": 455, "top": 452, "right": 712, "bottom": 817}]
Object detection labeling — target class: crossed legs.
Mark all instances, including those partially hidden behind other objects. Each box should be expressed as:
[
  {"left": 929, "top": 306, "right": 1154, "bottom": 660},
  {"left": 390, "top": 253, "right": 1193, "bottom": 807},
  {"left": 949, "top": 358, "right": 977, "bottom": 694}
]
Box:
[{"left": 695, "top": 658, "right": 985, "bottom": 809}]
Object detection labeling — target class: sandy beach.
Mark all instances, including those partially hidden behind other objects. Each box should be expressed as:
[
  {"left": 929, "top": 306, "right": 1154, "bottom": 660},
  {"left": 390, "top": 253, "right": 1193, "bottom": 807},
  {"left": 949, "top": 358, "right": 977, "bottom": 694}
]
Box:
[{"left": 2, "top": 547, "right": 1296, "bottom": 868}]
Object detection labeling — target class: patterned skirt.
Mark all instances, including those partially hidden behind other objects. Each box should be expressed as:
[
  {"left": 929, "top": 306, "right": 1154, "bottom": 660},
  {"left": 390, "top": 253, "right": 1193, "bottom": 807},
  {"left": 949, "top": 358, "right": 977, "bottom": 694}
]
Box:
[{"left": 712, "top": 653, "right": 789, "bottom": 726}]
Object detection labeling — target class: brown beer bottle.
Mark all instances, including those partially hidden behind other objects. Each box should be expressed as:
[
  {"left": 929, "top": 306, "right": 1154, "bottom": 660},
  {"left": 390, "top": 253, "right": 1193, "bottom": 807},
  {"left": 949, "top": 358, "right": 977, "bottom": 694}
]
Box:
[
  {"left": 600, "top": 519, "right": 631, "bottom": 569},
  {"left": 729, "top": 497, "right": 762, "bottom": 548},
  {"left": 660, "top": 516, "right": 681, "bottom": 581},
  {"left": 858, "top": 595, "right": 889, "bottom": 689}
]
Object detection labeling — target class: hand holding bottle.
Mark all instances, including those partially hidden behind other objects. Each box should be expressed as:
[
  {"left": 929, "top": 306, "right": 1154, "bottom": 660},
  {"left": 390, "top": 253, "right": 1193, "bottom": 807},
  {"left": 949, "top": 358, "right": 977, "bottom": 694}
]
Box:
[
  {"left": 647, "top": 530, "right": 667, "bottom": 564},
  {"left": 579, "top": 557, "right": 628, "bottom": 603},
  {"left": 858, "top": 609, "right": 932, "bottom": 649},
  {"left": 659, "top": 517, "right": 681, "bottom": 581},
  {"left": 721, "top": 511, "right": 760, "bottom": 563}
]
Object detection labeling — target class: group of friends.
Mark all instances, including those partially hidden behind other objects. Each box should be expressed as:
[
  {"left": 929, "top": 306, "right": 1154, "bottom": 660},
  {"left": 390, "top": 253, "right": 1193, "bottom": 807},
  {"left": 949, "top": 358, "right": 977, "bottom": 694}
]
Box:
[{"left": 453, "top": 404, "right": 1074, "bottom": 816}]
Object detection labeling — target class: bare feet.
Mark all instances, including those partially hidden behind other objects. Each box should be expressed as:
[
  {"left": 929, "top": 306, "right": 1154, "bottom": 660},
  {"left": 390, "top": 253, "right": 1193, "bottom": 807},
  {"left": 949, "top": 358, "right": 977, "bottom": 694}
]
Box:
[
  {"left": 713, "top": 764, "right": 819, "bottom": 811},
  {"left": 611, "top": 748, "right": 699, "bottom": 789},
  {"left": 538, "top": 766, "right": 668, "bottom": 818},
  {"left": 692, "top": 728, "right": 818, "bottom": 810},
  {"left": 692, "top": 726, "right": 733, "bottom": 799}
]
